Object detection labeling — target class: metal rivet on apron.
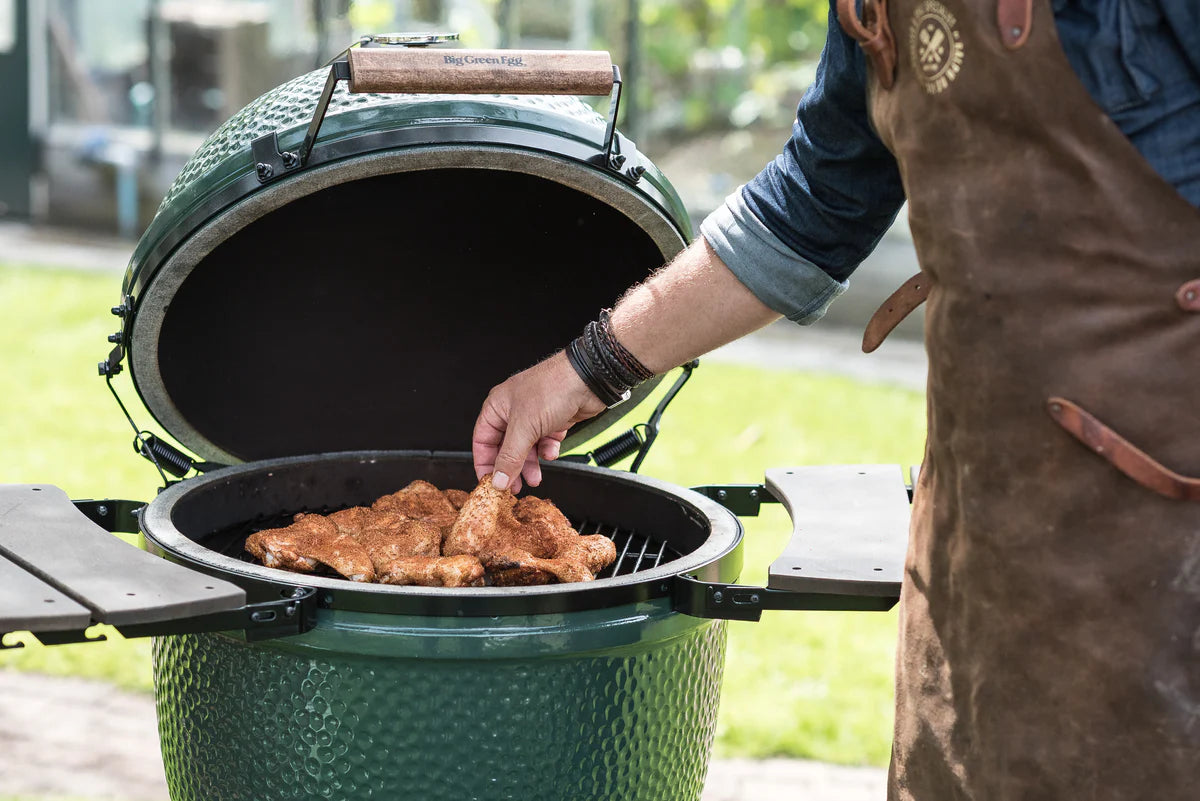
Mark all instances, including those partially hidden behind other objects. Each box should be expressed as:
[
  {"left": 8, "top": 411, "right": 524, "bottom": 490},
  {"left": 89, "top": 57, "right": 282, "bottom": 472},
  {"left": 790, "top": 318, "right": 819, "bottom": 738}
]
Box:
[{"left": 1011, "top": 26, "right": 1022, "bottom": 37}]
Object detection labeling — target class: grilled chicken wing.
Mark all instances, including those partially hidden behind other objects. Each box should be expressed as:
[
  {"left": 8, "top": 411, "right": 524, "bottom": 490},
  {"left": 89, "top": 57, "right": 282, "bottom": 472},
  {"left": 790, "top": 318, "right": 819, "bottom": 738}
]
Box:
[
  {"left": 245, "top": 513, "right": 376, "bottom": 582},
  {"left": 326, "top": 506, "right": 485, "bottom": 587},
  {"left": 444, "top": 474, "right": 616, "bottom": 585},
  {"left": 246, "top": 477, "right": 605, "bottom": 588},
  {"left": 371, "top": 480, "right": 461, "bottom": 537},
  {"left": 514, "top": 495, "right": 615, "bottom": 574},
  {"left": 444, "top": 488, "right": 470, "bottom": 510}
]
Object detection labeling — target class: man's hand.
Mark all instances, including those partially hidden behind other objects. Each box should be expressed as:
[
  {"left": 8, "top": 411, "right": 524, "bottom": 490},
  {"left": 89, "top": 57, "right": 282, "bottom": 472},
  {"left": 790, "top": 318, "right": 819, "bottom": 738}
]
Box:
[
  {"left": 472, "top": 238, "right": 780, "bottom": 493},
  {"left": 473, "top": 351, "right": 606, "bottom": 492}
]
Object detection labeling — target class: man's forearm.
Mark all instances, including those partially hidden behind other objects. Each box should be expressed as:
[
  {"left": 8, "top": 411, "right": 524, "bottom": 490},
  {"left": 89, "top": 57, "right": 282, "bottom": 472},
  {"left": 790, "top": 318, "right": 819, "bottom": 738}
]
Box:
[{"left": 610, "top": 238, "right": 782, "bottom": 374}]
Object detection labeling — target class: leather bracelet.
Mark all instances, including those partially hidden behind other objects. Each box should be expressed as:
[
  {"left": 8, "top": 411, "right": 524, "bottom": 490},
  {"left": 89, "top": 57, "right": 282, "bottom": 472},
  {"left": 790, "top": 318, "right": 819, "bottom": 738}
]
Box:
[
  {"left": 582, "top": 321, "right": 623, "bottom": 393},
  {"left": 565, "top": 337, "right": 629, "bottom": 407},
  {"left": 565, "top": 310, "right": 655, "bottom": 408},
  {"left": 597, "top": 309, "right": 654, "bottom": 384}
]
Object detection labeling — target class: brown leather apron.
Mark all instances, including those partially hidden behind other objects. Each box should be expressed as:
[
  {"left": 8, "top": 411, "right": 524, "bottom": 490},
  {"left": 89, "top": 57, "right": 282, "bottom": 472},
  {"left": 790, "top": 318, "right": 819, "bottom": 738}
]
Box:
[{"left": 837, "top": 1, "right": 1200, "bottom": 798}]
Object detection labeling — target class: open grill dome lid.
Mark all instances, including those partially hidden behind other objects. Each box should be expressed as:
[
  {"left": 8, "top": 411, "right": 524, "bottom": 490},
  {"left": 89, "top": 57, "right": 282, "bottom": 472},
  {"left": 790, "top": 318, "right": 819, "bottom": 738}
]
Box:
[{"left": 112, "top": 43, "right": 693, "bottom": 466}]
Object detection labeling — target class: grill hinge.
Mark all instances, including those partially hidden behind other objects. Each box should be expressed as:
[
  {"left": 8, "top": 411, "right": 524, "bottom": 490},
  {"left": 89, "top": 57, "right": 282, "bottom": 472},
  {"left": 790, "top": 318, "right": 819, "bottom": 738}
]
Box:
[{"left": 671, "top": 575, "right": 897, "bottom": 622}]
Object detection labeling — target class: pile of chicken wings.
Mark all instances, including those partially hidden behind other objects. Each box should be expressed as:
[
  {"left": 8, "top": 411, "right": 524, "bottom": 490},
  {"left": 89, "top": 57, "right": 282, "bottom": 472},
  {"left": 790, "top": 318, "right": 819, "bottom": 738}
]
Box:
[{"left": 245, "top": 474, "right": 616, "bottom": 587}]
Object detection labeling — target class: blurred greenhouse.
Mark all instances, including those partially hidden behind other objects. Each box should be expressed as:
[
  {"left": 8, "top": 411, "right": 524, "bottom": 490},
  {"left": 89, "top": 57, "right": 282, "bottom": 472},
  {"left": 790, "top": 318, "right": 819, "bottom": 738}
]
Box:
[{"left": 0, "top": 0, "right": 832, "bottom": 236}]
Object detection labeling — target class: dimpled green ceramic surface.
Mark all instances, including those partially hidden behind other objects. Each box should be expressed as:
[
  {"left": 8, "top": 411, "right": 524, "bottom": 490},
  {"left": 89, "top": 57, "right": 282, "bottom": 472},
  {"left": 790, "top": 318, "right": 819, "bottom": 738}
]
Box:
[{"left": 153, "top": 602, "right": 727, "bottom": 800}]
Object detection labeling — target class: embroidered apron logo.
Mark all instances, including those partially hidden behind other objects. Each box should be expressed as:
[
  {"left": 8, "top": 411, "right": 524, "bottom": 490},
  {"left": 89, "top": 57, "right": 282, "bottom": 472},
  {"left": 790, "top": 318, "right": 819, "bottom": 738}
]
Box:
[{"left": 910, "top": 0, "right": 964, "bottom": 94}]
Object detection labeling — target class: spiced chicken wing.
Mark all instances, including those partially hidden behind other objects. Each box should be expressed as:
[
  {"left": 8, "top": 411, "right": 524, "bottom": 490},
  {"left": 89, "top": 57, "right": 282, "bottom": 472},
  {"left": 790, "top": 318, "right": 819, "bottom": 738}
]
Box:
[
  {"left": 245, "top": 513, "right": 376, "bottom": 583},
  {"left": 326, "top": 506, "right": 485, "bottom": 587},
  {"left": 246, "top": 477, "right": 609, "bottom": 588},
  {"left": 371, "top": 480, "right": 461, "bottom": 538},
  {"left": 444, "top": 474, "right": 616, "bottom": 585}
]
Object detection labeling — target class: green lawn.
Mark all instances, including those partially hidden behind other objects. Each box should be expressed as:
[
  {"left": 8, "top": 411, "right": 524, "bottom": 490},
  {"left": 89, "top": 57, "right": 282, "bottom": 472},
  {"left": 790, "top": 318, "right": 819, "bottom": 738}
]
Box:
[{"left": 0, "top": 262, "right": 926, "bottom": 768}]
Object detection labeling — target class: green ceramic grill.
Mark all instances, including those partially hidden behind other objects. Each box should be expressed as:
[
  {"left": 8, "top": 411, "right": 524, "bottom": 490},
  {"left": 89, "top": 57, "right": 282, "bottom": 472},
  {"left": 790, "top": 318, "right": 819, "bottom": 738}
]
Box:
[{"left": 0, "top": 38, "right": 911, "bottom": 801}]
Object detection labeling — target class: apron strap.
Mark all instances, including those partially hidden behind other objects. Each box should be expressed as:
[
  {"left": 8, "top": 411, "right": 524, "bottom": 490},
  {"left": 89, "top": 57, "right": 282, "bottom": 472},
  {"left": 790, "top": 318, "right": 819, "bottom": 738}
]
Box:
[
  {"left": 862, "top": 272, "right": 931, "bottom": 353},
  {"left": 1047, "top": 397, "right": 1200, "bottom": 501},
  {"left": 836, "top": 0, "right": 897, "bottom": 89}
]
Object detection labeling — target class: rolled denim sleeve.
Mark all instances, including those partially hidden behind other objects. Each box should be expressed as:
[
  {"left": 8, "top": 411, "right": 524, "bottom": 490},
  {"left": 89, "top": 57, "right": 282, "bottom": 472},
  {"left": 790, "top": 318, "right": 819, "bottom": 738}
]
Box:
[{"left": 701, "top": 3, "right": 906, "bottom": 324}]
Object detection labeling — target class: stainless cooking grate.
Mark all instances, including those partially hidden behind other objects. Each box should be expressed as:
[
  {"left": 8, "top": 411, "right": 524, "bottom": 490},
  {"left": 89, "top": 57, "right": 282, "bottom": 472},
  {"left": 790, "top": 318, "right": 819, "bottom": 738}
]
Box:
[{"left": 576, "top": 518, "right": 682, "bottom": 579}]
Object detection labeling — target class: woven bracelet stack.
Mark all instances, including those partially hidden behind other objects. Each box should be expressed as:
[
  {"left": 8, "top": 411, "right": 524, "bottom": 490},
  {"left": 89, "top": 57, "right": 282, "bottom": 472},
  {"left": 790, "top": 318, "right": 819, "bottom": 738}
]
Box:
[{"left": 565, "top": 309, "right": 656, "bottom": 407}]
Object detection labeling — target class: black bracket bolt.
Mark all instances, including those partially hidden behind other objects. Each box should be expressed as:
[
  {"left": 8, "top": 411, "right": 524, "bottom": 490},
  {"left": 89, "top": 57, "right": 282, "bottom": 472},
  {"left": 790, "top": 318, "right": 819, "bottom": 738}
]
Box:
[
  {"left": 281, "top": 151, "right": 300, "bottom": 169},
  {"left": 255, "top": 162, "right": 274, "bottom": 180},
  {"left": 107, "top": 332, "right": 124, "bottom": 344}
]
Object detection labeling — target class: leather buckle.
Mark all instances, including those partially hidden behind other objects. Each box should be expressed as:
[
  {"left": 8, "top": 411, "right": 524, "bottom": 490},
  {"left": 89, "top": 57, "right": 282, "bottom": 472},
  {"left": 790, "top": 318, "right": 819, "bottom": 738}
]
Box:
[
  {"left": 837, "top": 0, "right": 897, "bottom": 90},
  {"left": 1175, "top": 279, "right": 1200, "bottom": 312},
  {"left": 997, "top": 0, "right": 1033, "bottom": 49}
]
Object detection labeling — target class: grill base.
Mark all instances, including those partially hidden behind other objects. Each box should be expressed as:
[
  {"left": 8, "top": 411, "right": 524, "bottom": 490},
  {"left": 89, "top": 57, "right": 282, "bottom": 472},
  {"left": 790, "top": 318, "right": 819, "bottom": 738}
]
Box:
[{"left": 154, "top": 610, "right": 727, "bottom": 801}]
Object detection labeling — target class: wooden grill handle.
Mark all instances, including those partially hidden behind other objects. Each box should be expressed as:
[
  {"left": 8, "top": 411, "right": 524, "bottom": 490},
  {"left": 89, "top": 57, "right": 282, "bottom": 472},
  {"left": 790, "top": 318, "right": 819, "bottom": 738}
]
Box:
[{"left": 347, "top": 47, "right": 615, "bottom": 95}]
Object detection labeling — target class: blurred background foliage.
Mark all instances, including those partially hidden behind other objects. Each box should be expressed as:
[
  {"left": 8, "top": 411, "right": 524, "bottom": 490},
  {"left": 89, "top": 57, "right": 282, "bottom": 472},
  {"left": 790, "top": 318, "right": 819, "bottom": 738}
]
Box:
[
  {"left": 634, "top": 0, "right": 826, "bottom": 135},
  {"left": 1, "top": 0, "right": 833, "bottom": 235}
]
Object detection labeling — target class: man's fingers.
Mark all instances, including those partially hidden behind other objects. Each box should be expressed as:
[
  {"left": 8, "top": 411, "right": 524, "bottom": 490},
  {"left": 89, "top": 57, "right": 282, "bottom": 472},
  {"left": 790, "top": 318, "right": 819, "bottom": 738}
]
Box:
[
  {"left": 472, "top": 352, "right": 602, "bottom": 491},
  {"left": 491, "top": 423, "right": 541, "bottom": 491},
  {"left": 472, "top": 397, "right": 510, "bottom": 480},
  {"left": 537, "top": 430, "right": 567, "bottom": 462},
  {"left": 520, "top": 450, "right": 543, "bottom": 488}
]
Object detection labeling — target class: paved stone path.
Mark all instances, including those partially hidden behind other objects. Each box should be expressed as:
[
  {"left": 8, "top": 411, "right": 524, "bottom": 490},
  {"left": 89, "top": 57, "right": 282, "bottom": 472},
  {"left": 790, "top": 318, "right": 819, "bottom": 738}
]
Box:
[
  {"left": 0, "top": 670, "right": 886, "bottom": 801},
  {"left": 0, "top": 221, "right": 131, "bottom": 273},
  {"left": 0, "top": 671, "right": 168, "bottom": 801}
]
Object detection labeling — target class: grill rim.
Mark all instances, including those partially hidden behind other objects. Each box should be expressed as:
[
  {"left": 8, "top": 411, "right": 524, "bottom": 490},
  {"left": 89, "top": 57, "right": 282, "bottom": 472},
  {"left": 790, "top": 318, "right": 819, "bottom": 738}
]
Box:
[{"left": 141, "top": 450, "right": 743, "bottom": 618}]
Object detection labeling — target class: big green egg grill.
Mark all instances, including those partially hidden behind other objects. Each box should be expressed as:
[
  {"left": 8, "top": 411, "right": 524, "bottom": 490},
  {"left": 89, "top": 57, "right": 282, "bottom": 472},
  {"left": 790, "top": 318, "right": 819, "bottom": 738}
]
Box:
[{"left": 0, "top": 38, "right": 911, "bottom": 801}]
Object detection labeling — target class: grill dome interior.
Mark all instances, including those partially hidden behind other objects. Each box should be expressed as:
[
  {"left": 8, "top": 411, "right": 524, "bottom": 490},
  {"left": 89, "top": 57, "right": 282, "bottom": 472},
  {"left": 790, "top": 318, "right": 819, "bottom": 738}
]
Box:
[{"left": 146, "top": 167, "right": 669, "bottom": 463}]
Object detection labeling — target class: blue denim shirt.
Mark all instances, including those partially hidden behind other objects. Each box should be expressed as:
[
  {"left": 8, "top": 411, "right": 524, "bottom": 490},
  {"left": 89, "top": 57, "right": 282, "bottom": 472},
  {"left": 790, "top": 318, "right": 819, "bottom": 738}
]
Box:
[{"left": 701, "top": 0, "right": 1200, "bottom": 324}]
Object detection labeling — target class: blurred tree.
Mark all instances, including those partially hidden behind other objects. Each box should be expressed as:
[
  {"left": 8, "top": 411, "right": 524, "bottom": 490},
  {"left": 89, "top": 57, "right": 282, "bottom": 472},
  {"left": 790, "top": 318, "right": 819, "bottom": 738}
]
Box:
[{"left": 632, "top": 0, "right": 828, "bottom": 140}]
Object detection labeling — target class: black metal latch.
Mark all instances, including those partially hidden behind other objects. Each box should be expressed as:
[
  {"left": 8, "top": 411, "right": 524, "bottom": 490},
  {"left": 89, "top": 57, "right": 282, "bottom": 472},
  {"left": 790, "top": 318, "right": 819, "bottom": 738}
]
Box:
[
  {"left": 689, "top": 483, "right": 779, "bottom": 517},
  {"left": 252, "top": 58, "right": 351, "bottom": 184}
]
